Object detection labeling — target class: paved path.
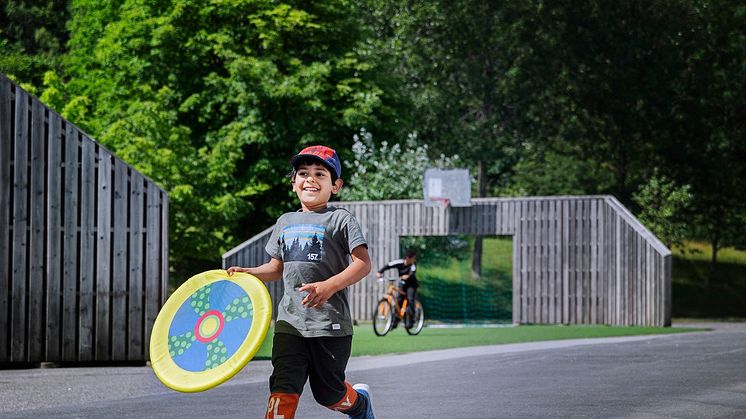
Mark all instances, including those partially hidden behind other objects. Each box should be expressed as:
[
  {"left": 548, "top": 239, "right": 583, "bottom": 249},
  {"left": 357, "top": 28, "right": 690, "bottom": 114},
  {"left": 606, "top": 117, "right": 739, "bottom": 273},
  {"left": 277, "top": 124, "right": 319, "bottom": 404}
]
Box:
[{"left": 1, "top": 323, "right": 745, "bottom": 418}]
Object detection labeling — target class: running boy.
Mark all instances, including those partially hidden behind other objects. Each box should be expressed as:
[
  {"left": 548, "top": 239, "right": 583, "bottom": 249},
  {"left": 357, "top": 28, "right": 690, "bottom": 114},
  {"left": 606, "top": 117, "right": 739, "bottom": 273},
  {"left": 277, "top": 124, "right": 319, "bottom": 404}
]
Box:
[
  {"left": 375, "top": 249, "right": 418, "bottom": 329},
  {"left": 227, "top": 145, "right": 374, "bottom": 419}
]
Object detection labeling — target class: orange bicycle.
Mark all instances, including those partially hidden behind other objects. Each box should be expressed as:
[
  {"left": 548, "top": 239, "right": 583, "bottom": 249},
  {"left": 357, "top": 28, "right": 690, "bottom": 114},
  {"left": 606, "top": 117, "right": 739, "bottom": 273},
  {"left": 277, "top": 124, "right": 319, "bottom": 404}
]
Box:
[{"left": 372, "top": 278, "right": 424, "bottom": 336}]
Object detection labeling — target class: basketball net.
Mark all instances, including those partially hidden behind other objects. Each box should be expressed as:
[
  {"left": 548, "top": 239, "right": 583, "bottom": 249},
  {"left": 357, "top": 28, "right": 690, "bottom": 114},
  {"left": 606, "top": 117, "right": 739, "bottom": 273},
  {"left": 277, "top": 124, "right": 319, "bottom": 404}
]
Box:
[{"left": 431, "top": 197, "right": 451, "bottom": 208}]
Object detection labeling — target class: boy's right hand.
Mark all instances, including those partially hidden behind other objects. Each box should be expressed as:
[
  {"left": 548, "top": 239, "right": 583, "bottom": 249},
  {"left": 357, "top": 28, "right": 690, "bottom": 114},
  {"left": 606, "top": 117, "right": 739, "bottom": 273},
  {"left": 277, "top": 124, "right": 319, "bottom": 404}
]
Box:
[{"left": 226, "top": 266, "right": 246, "bottom": 276}]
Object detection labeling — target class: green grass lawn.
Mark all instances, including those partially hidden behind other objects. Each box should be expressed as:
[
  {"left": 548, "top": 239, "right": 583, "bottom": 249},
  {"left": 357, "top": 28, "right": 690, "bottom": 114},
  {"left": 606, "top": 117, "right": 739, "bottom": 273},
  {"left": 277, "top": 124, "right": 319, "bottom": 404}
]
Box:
[
  {"left": 253, "top": 323, "right": 703, "bottom": 359},
  {"left": 674, "top": 242, "right": 746, "bottom": 264},
  {"left": 672, "top": 242, "right": 746, "bottom": 318}
]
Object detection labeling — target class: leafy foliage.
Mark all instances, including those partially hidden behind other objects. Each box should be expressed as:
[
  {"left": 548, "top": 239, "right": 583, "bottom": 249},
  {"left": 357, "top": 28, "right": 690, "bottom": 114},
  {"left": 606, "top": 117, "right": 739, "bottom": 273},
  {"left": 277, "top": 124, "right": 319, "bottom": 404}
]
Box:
[
  {"left": 341, "top": 129, "right": 461, "bottom": 201},
  {"left": 51, "top": 0, "right": 391, "bottom": 282},
  {"left": 1, "top": 0, "right": 744, "bottom": 284},
  {"left": 0, "top": 0, "right": 69, "bottom": 85},
  {"left": 368, "top": 1, "right": 525, "bottom": 192},
  {"left": 632, "top": 174, "right": 693, "bottom": 250},
  {"left": 663, "top": 0, "right": 746, "bottom": 264}
]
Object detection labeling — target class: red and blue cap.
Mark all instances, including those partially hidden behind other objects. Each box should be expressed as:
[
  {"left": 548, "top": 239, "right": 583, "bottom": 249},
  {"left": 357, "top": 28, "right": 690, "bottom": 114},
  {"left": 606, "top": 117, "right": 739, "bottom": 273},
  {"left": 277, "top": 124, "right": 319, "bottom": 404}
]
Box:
[{"left": 290, "top": 145, "right": 342, "bottom": 179}]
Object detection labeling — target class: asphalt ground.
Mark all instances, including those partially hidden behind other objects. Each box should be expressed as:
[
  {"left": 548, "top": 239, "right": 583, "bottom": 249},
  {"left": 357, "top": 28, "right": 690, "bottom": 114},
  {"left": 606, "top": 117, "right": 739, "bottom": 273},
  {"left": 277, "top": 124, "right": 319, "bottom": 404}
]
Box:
[{"left": 1, "top": 322, "right": 745, "bottom": 418}]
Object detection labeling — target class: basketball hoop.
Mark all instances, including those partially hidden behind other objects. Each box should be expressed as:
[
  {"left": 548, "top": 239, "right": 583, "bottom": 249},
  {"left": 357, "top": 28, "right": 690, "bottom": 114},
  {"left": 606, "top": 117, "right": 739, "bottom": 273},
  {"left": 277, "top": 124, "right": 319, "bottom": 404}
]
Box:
[{"left": 423, "top": 168, "right": 471, "bottom": 207}]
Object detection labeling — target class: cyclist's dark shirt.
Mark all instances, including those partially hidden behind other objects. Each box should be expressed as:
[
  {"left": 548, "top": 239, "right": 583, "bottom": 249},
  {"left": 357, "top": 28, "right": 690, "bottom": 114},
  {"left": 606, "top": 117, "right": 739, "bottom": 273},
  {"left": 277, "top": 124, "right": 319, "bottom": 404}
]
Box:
[{"left": 378, "top": 259, "right": 418, "bottom": 287}]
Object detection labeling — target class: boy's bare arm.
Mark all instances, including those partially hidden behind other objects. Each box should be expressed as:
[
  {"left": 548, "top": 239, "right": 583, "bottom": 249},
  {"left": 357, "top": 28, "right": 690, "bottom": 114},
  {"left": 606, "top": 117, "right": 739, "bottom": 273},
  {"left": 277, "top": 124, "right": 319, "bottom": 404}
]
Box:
[
  {"left": 226, "top": 257, "right": 283, "bottom": 282},
  {"left": 300, "top": 245, "right": 371, "bottom": 308}
]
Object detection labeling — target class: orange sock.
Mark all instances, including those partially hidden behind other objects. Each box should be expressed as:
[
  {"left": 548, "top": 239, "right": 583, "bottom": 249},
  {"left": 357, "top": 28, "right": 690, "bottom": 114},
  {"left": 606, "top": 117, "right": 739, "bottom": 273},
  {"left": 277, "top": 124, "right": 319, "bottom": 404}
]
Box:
[
  {"left": 266, "top": 393, "right": 300, "bottom": 419},
  {"left": 326, "top": 381, "right": 360, "bottom": 412}
]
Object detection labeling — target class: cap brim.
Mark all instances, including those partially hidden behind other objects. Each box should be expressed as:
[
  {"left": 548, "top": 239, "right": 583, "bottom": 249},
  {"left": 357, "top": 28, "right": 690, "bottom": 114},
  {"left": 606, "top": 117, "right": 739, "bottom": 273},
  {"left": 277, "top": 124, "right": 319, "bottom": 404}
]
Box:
[{"left": 290, "top": 154, "right": 337, "bottom": 176}]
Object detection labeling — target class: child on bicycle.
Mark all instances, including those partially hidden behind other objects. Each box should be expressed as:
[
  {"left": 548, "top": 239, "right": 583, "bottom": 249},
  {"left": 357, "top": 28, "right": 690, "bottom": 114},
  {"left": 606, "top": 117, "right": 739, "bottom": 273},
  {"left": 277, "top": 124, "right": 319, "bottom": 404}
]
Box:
[
  {"left": 227, "top": 145, "right": 374, "bottom": 419},
  {"left": 375, "top": 249, "right": 418, "bottom": 329}
]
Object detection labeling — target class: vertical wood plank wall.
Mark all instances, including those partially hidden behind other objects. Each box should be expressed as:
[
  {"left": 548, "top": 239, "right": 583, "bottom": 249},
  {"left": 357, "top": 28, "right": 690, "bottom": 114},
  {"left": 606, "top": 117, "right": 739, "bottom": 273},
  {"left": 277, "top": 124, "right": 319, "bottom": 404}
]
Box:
[
  {"left": 223, "top": 197, "right": 671, "bottom": 327},
  {"left": 0, "top": 74, "right": 169, "bottom": 364}
]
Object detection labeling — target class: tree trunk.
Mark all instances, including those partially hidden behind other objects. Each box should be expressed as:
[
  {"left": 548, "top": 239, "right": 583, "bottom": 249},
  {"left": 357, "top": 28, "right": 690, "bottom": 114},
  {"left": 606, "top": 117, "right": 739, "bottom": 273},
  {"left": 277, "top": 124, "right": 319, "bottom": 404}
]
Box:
[
  {"left": 709, "top": 237, "right": 719, "bottom": 286},
  {"left": 471, "top": 160, "right": 487, "bottom": 279},
  {"left": 471, "top": 237, "right": 483, "bottom": 279},
  {"left": 711, "top": 241, "right": 718, "bottom": 268}
]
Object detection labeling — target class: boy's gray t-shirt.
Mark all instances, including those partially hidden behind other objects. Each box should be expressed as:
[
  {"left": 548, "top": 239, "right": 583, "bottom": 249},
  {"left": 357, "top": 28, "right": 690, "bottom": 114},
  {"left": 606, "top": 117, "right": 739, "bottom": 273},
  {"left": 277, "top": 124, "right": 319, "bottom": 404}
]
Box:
[{"left": 265, "top": 206, "right": 367, "bottom": 337}]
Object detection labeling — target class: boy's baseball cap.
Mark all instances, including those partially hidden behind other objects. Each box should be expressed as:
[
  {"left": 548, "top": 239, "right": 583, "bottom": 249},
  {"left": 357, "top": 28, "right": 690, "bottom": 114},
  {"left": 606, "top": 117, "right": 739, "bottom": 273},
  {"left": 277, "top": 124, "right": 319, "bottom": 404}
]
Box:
[{"left": 290, "top": 145, "right": 342, "bottom": 179}]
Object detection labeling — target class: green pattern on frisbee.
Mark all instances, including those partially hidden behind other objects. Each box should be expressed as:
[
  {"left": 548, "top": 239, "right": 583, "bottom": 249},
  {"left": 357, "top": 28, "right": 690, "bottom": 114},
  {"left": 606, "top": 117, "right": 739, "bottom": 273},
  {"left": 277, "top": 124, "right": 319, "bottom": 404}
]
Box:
[
  {"left": 205, "top": 340, "right": 229, "bottom": 370},
  {"left": 168, "top": 332, "right": 196, "bottom": 358},
  {"left": 189, "top": 284, "right": 212, "bottom": 315},
  {"left": 224, "top": 296, "right": 253, "bottom": 322}
]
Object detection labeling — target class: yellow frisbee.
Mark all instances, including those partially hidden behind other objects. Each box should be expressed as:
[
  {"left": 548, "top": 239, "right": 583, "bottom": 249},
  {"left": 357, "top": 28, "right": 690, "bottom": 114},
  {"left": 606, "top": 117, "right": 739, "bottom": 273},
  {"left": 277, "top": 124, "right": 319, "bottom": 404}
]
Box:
[{"left": 150, "top": 270, "right": 272, "bottom": 392}]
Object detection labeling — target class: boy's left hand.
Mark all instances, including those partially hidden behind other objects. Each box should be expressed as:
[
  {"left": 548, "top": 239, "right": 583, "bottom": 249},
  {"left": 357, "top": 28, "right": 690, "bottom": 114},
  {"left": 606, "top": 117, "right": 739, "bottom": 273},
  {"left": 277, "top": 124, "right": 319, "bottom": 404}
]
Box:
[{"left": 299, "top": 281, "right": 334, "bottom": 308}]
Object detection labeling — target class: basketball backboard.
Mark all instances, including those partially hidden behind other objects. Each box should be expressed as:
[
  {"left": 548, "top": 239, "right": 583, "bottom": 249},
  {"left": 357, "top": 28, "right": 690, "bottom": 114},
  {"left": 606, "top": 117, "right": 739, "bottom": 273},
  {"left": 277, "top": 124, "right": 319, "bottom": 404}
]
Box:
[{"left": 423, "top": 168, "right": 472, "bottom": 207}]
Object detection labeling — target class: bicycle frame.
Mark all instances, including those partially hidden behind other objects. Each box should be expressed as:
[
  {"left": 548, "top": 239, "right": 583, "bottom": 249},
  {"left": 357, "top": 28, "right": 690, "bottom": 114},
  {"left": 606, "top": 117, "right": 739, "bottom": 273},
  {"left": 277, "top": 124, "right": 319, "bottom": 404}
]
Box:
[
  {"left": 373, "top": 277, "right": 424, "bottom": 336},
  {"left": 382, "top": 280, "right": 409, "bottom": 321}
]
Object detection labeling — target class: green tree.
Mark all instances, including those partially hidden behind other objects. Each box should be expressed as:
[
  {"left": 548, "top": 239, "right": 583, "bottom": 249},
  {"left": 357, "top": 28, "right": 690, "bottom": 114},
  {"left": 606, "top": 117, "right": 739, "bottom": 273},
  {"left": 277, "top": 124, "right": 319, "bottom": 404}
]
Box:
[
  {"left": 0, "top": 0, "right": 70, "bottom": 87},
  {"left": 370, "top": 0, "right": 745, "bottom": 282},
  {"left": 367, "top": 1, "right": 694, "bottom": 276},
  {"left": 371, "top": 1, "right": 534, "bottom": 277},
  {"left": 341, "top": 129, "right": 461, "bottom": 201},
  {"left": 665, "top": 0, "right": 746, "bottom": 272},
  {"left": 54, "top": 0, "right": 390, "bottom": 283},
  {"left": 632, "top": 174, "right": 693, "bottom": 250},
  {"left": 501, "top": 1, "right": 695, "bottom": 202},
  {"left": 379, "top": 1, "right": 523, "bottom": 181}
]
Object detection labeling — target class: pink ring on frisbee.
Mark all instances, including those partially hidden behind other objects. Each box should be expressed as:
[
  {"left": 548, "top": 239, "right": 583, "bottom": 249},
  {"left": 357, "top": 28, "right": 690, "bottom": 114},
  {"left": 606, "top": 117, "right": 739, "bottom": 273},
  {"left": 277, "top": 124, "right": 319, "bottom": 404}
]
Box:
[{"left": 194, "top": 310, "right": 226, "bottom": 343}]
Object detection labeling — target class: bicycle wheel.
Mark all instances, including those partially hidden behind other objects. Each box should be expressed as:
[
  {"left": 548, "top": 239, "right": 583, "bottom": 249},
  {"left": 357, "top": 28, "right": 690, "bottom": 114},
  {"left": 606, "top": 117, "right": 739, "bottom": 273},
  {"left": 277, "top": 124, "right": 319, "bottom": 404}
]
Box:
[
  {"left": 373, "top": 298, "right": 394, "bottom": 336},
  {"left": 405, "top": 300, "right": 424, "bottom": 335}
]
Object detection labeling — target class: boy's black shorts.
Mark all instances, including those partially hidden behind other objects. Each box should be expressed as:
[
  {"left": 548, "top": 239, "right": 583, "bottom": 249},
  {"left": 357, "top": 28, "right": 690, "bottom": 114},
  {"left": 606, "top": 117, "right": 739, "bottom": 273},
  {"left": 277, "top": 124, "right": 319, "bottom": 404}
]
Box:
[{"left": 269, "top": 328, "right": 352, "bottom": 406}]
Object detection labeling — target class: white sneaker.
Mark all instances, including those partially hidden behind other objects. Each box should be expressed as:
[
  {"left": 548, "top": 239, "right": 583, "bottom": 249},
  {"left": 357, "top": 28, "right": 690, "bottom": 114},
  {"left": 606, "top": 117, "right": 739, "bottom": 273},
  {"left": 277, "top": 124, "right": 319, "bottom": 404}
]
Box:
[{"left": 350, "top": 383, "right": 374, "bottom": 419}]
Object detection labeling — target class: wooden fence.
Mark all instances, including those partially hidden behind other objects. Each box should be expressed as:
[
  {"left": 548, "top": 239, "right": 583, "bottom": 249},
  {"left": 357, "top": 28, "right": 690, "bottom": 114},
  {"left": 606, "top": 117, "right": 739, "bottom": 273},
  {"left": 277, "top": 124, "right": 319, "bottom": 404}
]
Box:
[
  {"left": 223, "top": 196, "right": 671, "bottom": 327},
  {"left": 0, "top": 74, "right": 169, "bottom": 364}
]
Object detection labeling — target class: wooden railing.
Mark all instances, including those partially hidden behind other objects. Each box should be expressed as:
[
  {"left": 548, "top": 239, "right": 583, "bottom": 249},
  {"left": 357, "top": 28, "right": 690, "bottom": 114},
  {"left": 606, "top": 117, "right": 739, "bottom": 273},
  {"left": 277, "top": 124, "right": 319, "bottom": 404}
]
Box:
[
  {"left": 0, "top": 74, "right": 169, "bottom": 364},
  {"left": 223, "top": 196, "right": 671, "bottom": 327}
]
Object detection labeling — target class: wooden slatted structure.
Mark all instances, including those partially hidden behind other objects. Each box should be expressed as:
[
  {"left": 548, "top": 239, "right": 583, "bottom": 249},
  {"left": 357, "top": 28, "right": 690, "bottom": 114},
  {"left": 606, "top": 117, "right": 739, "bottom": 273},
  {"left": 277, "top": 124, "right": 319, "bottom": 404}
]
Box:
[
  {"left": 0, "top": 74, "right": 169, "bottom": 364},
  {"left": 223, "top": 196, "right": 671, "bottom": 327}
]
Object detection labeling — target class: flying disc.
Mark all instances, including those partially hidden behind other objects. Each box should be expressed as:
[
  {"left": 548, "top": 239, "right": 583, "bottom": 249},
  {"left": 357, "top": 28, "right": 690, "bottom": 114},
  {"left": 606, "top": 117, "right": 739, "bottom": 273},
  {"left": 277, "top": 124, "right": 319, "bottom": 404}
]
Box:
[{"left": 150, "top": 270, "right": 272, "bottom": 392}]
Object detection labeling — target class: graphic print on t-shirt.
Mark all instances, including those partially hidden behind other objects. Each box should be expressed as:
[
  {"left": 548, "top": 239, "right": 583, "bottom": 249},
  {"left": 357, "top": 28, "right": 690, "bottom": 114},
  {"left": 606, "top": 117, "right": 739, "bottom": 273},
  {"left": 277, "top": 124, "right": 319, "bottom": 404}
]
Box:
[{"left": 280, "top": 224, "right": 326, "bottom": 262}]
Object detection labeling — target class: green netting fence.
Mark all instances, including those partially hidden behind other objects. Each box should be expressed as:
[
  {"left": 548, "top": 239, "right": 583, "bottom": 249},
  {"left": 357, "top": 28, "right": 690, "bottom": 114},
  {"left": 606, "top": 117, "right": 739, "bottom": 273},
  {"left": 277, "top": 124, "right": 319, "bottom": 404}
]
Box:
[
  {"left": 402, "top": 236, "right": 514, "bottom": 324},
  {"left": 417, "top": 271, "right": 512, "bottom": 324}
]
